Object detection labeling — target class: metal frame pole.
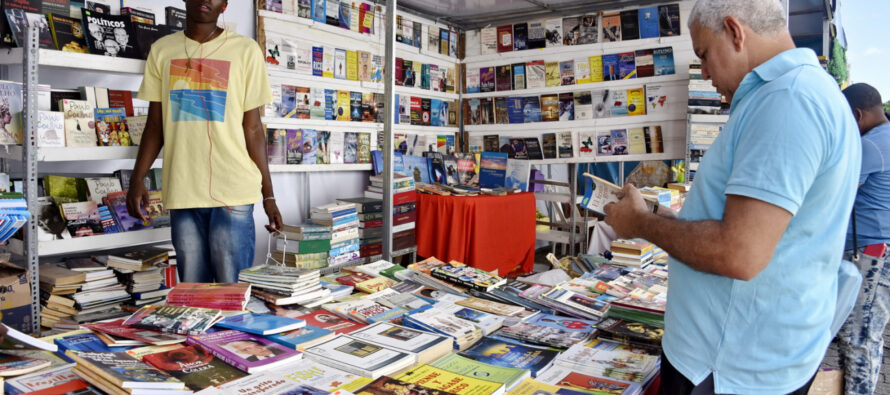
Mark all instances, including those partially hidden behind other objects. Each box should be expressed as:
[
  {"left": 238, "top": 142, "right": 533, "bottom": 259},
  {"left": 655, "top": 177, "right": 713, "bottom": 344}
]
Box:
[
  {"left": 382, "top": 0, "right": 397, "bottom": 261},
  {"left": 23, "top": 26, "right": 40, "bottom": 334}
]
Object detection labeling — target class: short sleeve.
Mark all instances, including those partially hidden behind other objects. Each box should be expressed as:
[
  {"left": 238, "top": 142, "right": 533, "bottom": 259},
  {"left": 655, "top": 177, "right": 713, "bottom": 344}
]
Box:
[
  {"left": 241, "top": 41, "right": 273, "bottom": 112},
  {"left": 859, "top": 138, "right": 884, "bottom": 185},
  {"left": 724, "top": 91, "right": 827, "bottom": 215},
  {"left": 137, "top": 44, "right": 163, "bottom": 102}
]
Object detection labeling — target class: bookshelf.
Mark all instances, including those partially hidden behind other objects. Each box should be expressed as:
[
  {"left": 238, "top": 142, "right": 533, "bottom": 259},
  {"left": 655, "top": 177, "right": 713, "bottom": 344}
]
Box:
[
  {"left": 460, "top": 74, "right": 688, "bottom": 99},
  {"left": 269, "top": 164, "right": 373, "bottom": 172},
  {"left": 0, "top": 146, "right": 142, "bottom": 162},
  {"left": 0, "top": 48, "right": 146, "bottom": 74},
  {"left": 7, "top": 228, "right": 171, "bottom": 257},
  {"left": 462, "top": 35, "right": 691, "bottom": 65}
]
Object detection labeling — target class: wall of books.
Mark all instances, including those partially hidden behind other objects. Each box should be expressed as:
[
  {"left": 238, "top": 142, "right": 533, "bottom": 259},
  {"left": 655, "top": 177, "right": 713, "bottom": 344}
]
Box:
[{"left": 461, "top": 1, "right": 694, "bottom": 165}]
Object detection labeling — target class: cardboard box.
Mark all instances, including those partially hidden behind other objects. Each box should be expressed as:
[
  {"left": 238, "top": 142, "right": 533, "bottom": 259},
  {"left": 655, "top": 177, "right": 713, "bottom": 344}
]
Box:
[{"left": 0, "top": 258, "right": 33, "bottom": 333}]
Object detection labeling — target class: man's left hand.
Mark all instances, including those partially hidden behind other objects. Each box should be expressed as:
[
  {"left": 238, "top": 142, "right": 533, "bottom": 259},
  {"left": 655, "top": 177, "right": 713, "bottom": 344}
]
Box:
[
  {"left": 263, "top": 200, "right": 283, "bottom": 233},
  {"left": 604, "top": 183, "right": 649, "bottom": 238}
]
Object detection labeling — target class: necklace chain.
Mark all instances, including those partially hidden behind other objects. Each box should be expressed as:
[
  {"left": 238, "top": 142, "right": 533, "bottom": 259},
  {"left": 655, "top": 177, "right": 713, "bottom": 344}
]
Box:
[{"left": 184, "top": 27, "right": 220, "bottom": 70}]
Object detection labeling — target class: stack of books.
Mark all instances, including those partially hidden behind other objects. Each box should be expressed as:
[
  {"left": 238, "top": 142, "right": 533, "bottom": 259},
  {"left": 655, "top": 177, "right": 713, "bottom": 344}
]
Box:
[
  {"left": 104, "top": 247, "right": 173, "bottom": 311},
  {"left": 363, "top": 174, "right": 418, "bottom": 255},
  {"left": 66, "top": 351, "right": 189, "bottom": 394},
  {"left": 165, "top": 283, "right": 252, "bottom": 311},
  {"left": 240, "top": 264, "right": 331, "bottom": 307},
  {"left": 336, "top": 197, "right": 385, "bottom": 259},
  {"left": 310, "top": 203, "right": 361, "bottom": 268},
  {"left": 39, "top": 263, "right": 130, "bottom": 329},
  {"left": 608, "top": 239, "right": 655, "bottom": 269},
  {"left": 687, "top": 59, "right": 726, "bottom": 116},
  {"left": 273, "top": 223, "right": 333, "bottom": 269}
]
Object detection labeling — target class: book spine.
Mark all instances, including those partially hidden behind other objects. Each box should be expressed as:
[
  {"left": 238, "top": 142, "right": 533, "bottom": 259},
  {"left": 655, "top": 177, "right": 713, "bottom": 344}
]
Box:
[{"left": 431, "top": 269, "right": 487, "bottom": 292}]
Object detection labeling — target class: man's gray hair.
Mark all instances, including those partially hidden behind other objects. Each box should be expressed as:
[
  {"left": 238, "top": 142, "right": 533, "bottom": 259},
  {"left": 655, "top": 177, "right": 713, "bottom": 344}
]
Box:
[{"left": 688, "top": 0, "right": 787, "bottom": 36}]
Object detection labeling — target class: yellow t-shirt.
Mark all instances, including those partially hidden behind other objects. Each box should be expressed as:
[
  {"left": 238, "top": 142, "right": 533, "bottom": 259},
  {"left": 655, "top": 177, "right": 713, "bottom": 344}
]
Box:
[{"left": 138, "top": 30, "right": 272, "bottom": 209}]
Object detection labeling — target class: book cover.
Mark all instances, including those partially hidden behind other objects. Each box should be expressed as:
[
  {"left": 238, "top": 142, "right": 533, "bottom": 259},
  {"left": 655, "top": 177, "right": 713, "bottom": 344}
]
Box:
[
  {"left": 513, "top": 22, "right": 527, "bottom": 50},
  {"left": 659, "top": 4, "right": 681, "bottom": 36},
  {"left": 311, "top": 46, "right": 323, "bottom": 76},
  {"left": 626, "top": 88, "right": 646, "bottom": 116},
  {"left": 618, "top": 52, "right": 636, "bottom": 79},
  {"left": 483, "top": 135, "right": 500, "bottom": 152},
  {"left": 601, "top": 12, "right": 621, "bottom": 42},
  {"left": 526, "top": 60, "right": 545, "bottom": 89},
  {"left": 496, "top": 24, "right": 512, "bottom": 52},
  {"left": 338, "top": 1, "right": 350, "bottom": 29},
  {"left": 541, "top": 133, "right": 557, "bottom": 159},
  {"left": 465, "top": 67, "right": 480, "bottom": 94},
  {"left": 601, "top": 53, "right": 619, "bottom": 81},
  {"left": 81, "top": 9, "right": 138, "bottom": 58},
  {"left": 479, "top": 152, "right": 508, "bottom": 188},
  {"left": 37, "top": 110, "right": 65, "bottom": 147},
  {"left": 638, "top": 6, "right": 660, "bottom": 39},
  {"left": 421, "top": 63, "right": 431, "bottom": 90},
  {"left": 357, "top": 51, "right": 371, "bottom": 81},
  {"left": 594, "top": 130, "right": 611, "bottom": 156},
  {"left": 316, "top": 130, "right": 330, "bottom": 164},
  {"left": 165, "top": 6, "right": 186, "bottom": 31},
  {"left": 410, "top": 96, "right": 422, "bottom": 125},
  {"left": 653, "top": 46, "right": 675, "bottom": 75},
  {"left": 61, "top": 201, "right": 103, "bottom": 237},
  {"left": 456, "top": 153, "right": 479, "bottom": 185},
  {"left": 495, "top": 65, "right": 512, "bottom": 92},
  {"left": 557, "top": 131, "right": 574, "bottom": 158},
  {"left": 350, "top": 322, "right": 451, "bottom": 356},
  {"left": 304, "top": 335, "right": 415, "bottom": 379},
  {"left": 66, "top": 351, "right": 184, "bottom": 389},
  {"left": 578, "top": 14, "right": 598, "bottom": 44},
  {"left": 122, "top": 305, "right": 220, "bottom": 335},
  {"left": 480, "top": 67, "right": 495, "bottom": 93},
  {"left": 343, "top": 132, "right": 358, "bottom": 163},
  {"left": 480, "top": 26, "right": 497, "bottom": 54},
  {"left": 187, "top": 330, "right": 302, "bottom": 373},
  {"left": 268, "top": 325, "right": 335, "bottom": 351},
  {"left": 521, "top": 96, "right": 541, "bottom": 123},
  {"left": 512, "top": 63, "right": 526, "bottom": 90},
  {"left": 298, "top": 311, "right": 366, "bottom": 334},
  {"left": 59, "top": 98, "right": 97, "bottom": 147},
  {"left": 611, "top": 129, "right": 628, "bottom": 155},
  {"left": 350, "top": 91, "right": 363, "bottom": 122},
  {"left": 104, "top": 190, "right": 151, "bottom": 231},
  {"left": 439, "top": 28, "right": 450, "bottom": 55},
  {"left": 325, "top": 0, "right": 339, "bottom": 26},
  {"left": 280, "top": 85, "right": 297, "bottom": 118},
  {"left": 574, "top": 91, "right": 592, "bottom": 120},
  {"left": 610, "top": 89, "right": 628, "bottom": 117},
  {"left": 528, "top": 21, "right": 545, "bottom": 49},
  {"left": 296, "top": 87, "right": 311, "bottom": 119},
  {"left": 544, "top": 18, "right": 562, "bottom": 47},
  {"left": 337, "top": 90, "right": 351, "bottom": 121},
  {"left": 644, "top": 125, "right": 664, "bottom": 153},
  {"left": 301, "top": 128, "right": 317, "bottom": 164},
  {"left": 504, "top": 159, "right": 530, "bottom": 191},
  {"left": 541, "top": 94, "right": 558, "bottom": 122},
  {"left": 215, "top": 313, "right": 305, "bottom": 336},
  {"left": 309, "top": 88, "right": 325, "bottom": 119},
  {"left": 558, "top": 92, "right": 574, "bottom": 121},
  {"left": 536, "top": 366, "right": 640, "bottom": 395},
  {"left": 322, "top": 46, "right": 335, "bottom": 78},
  {"left": 421, "top": 98, "right": 431, "bottom": 126},
  {"left": 459, "top": 337, "right": 559, "bottom": 376},
  {"left": 628, "top": 128, "right": 646, "bottom": 154},
  {"left": 635, "top": 49, "right": 654, "bottom": 78},
  {"left": 334, "top": 48, "right": 347, "bottom": 79},
  {"left": 395, "top": 364, "right": 505, "bottom": 394},
  {"left": 562, "top": 16, "right": 579, "bottom": 45},
  {"left": 48, "top": 13, "right": 88, "bottom": 53},
  {"left": 620, "top": 9, "right": 639, "bottom": 41},
  {"left": 5, "top": 9, "right": 53, "bottom": 49},
  {"left": 591, "top": 89, "right": 611, "bottom": 118},
  {"left": 588, "top": 55, "right": 604, "bottom": 83},
  {"left": 544, "top": 61, "right": 560, "bottom": 87},
  {"left": 494, "top": 97, "right": 509, "bottom": 124},
  {"left": 142, "top": 345, "right": 247, "bottom": 391},
  {"left": 311, "top": 0, "right": 326, "bottom": 22},
  {"left": 574, "top": 58, "right": 591, "bottom": 84},
  {"left": 357, "top": 376, "right": 459, "bottom": 395},
  {"left": 431, "top": 353, "right": 529, "bottom": 388}
]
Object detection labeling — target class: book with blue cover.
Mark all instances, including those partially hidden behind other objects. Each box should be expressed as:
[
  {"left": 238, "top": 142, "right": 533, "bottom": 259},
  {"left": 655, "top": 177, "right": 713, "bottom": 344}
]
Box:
[
  {"left": 215, "top": 313, "right": 306, "bottom": 335},
  {"left": 301, "top": 129, "right": 317, "bottom": 165},
  {"left": 521, "top": 96, "right": 542, "bottom": 123},
  {"left": 528, "top": 314, "right": 598, "bottom": 334},
  {"left": 506, "top": 97, "right": 524, "bottom": 124},
  {"left": 54, "top": 333, "right": 126, "bottom": 363},
  {"left": 458, "top": 336, "right": 560, "bottom": 377},
  {"left": 311, "top": 0, "right": 326, "bottom": 23},
  {"left": 268, "top": 325, "right": 335, "bottom": 350},
  {"left": 602, "top": 53, "right": 620, "bottom": 81},
  {"left": 403, "top": 155, "right": 432, "bottom": 184},
  {"left": 479, "top": 152, "right": 508, "bottom": 188},
  {"left": 638, "top": 7, "right": 659, "bottom": 38},
  {"left": 312, "top": 46, "right": 323, "bottom": 76},
  {"left": 324, "top": 89, "right": 336, "bottom": 120},
  {"left": 618, "top": 52, "right": 636, "bottom": 79},
  {"left": 653, "top": 46, "right": 675, "bottom": 75}
]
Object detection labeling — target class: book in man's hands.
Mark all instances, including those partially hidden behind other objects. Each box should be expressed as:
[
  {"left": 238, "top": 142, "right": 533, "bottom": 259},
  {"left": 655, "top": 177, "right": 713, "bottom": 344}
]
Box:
[
  {"left": 186, "top": 330, "right": 302, "bottom": 374},
  {"left": 580, "top": 173, "right": 657, "bottom": 216}
]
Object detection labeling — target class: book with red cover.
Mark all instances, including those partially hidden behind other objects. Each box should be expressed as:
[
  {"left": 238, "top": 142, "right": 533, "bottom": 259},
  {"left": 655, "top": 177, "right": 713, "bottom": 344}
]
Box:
[
  {"left": 496, "top": 25, "right": 513, "bottom": 53},
  {"left": 361, "top": 244, "right": 383, "bottom": 257},
  {"left": 107, "top": 90, "right": 134, "bottom": 117},
  {"left": 142, "top": 345, "right": 247, "bottom": 391},
  {"left": 166, "top": 283, "right": 251, "bottom": 301},
  {"left": 335, "top": 272, "right": 376, "bottom": 286},
  {"left": 361, "top": 219, "right": 383, "bottom": 228},
  {"left": 393, "top": 211, "right": 417, "bottom": 226},
  {"left": 297, "top": 310, "right": 366, "bottom": 334},
  {"left": 84, "top": 319, "right": 186, "bottom": 346},
  {"left": 392, "top": 190, "right": 416, "bottom": 205}
]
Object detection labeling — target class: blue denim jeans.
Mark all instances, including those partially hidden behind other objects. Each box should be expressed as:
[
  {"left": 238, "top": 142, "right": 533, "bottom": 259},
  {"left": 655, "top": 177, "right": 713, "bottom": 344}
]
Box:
[
  {"left": 838, "top": 246, "right": 890, "bottom": 394},
  {"left": 170, "top": 204, "right": 256, "bottom": 283}
]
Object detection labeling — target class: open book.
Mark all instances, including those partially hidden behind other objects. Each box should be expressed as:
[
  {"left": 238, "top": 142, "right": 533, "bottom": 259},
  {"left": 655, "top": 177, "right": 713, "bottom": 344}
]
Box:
[{"left": 580, "top": 173, "right": 657, "bottom": 216}]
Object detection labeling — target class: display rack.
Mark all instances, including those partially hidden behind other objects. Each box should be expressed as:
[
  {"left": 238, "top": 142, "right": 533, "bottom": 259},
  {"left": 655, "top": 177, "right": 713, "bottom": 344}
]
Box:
[{"left": 685, "top": 113, "right": 728, "bottom": 182}]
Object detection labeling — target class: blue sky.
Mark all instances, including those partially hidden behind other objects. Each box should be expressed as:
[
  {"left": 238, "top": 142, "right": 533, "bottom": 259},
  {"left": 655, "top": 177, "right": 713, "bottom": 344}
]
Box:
[{"left": 841, "top": 1, "right": 890, "bottom": 102}]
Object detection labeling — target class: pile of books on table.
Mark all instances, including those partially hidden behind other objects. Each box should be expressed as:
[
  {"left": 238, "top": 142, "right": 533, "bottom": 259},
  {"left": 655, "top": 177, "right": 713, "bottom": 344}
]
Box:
[
  {"left": 273, "top": 223, "right": 333, "bottom": 269},
  {"left": 363, "top": 173, "right": 418, "bottom": 255},
  {"left": 310, "top": 203, "right": 362, "bottom": 268}
]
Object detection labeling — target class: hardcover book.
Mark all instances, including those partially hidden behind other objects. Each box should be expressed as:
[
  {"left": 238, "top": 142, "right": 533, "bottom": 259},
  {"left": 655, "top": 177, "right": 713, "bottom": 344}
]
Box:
[
  {"left": 142, "top": 345, "right": 247, "bottom": 391},
  {"left": 187, "top": 330, "right": 303, "bottom": 373},
  {"left": 81, "top": 9, "right": 138, "bottom": 58}
]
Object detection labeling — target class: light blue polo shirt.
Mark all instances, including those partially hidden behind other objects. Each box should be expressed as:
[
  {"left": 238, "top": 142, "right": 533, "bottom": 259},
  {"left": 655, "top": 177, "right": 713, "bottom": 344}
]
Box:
[
  {"left": 846, "top": 122, "right": 890, "bottom": 249},
  {"left": 664, "top": 48, "right": 860, "bottom": 394}
]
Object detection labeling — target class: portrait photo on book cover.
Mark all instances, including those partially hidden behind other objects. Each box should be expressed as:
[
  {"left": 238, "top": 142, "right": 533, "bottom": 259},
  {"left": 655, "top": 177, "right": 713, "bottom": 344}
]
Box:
[{"left": 221, "top": 339, "right": 286, "bottom": 362}]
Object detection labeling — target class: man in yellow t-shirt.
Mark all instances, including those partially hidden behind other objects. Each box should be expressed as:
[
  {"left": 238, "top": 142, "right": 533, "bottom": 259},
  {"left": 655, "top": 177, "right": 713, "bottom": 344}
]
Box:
[{"left": 127, "top": 0, "right": 281, "bottom": 283}]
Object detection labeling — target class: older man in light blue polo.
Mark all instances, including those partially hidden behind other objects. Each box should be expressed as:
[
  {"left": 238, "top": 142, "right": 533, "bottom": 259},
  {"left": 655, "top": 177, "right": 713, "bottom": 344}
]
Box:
[{"left": 604, "top": 0, "right": 861, "bottom": 393}]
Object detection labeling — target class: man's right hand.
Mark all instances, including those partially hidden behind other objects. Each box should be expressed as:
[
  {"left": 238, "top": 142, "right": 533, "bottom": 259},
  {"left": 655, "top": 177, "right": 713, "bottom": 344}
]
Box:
[{"left": 126, "top": 182, "right": 150, "bottom": 221}]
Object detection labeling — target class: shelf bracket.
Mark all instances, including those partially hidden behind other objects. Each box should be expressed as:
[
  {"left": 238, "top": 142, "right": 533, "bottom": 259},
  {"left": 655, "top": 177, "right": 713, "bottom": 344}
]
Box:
[{"left": 22, "top": 25, "right": 40, "bottom": 334}]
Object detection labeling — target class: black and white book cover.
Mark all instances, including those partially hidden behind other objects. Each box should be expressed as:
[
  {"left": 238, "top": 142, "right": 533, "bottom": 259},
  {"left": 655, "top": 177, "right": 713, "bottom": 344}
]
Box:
[
  {"left": 165, "top": 6, "right": 186, "bottom": 32},
  {"left": 4, "top": 9, "right": 53, "bottom": 48},
  {"left": 133, "top": 22, "right": 170, "bottom": 60},
  {"left": 82, "top": 9, "right": 139, "bottom": 58}
]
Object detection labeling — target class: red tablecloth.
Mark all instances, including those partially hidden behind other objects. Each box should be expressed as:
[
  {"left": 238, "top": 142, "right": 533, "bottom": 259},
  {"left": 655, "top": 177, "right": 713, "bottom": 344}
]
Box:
[{"left": 415, "top": 192, "right": 536, "bottom": 275}]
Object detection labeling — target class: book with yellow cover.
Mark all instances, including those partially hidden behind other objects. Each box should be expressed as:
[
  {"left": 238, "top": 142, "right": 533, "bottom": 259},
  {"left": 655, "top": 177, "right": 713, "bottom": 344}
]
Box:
[
  {"left": 626, "top": 88, "right": 646, "bottom": 116},
  {"left": 396, "top": 364, "right": 505, "bottom": 395},
  {"left": 346, "top": 50, "right": 359, "bottom": 81},
  {"left": 588, "top": 55, "right": 604, "bottom": 83},
  {"left": 628, "top": 128, "right": 646, "bottom": 154},
  {"left": 338, "top": 90, "right": 352, "bottom": 121},
  {"left": 574, "top": 58, "right": 592, "bottom": 84},
  {"left": 544, "top": 62, "right": 561, "bottom": 87},
  {"left": 358, "top": 51, "right": 371, "bottom": 81},
  {"left": 356, "top": 277, "right": 396, "bottom": 293},
  {"left": 506, "top": 377, "right": 580, "bottom": 394},
  {"left": 323, "top": 46, "right": 335, "bottom": 78}
]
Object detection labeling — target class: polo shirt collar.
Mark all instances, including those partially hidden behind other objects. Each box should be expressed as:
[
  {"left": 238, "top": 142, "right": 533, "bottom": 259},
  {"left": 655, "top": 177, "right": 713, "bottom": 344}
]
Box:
[{"left": 731, "top": 48, "right": 820, "bottom": 112}]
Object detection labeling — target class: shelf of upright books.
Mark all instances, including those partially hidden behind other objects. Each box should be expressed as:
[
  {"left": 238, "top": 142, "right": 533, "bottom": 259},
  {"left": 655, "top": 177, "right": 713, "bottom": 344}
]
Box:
[
  {"left": 460, "top": 74, "right": 688, "bottom": 99},
  {"left": 392, "top": 124, "right": 460, "bottom": 134},
  {"left": 8, "top": 228, "right": 171, "bottom": 257},
  {"left": 464, "top": 35, "right": 691, "bottom": 65},
  {"left": 463, "top": 112, "right": 686, "bottom": 133},
  {"left": 0, "top": 146, "right": 144, "bottom": 162},
  {"left": 262, "top": 118, "right": 384, "bottom": 131},
  {"left": 0, "top": 48, "right": 146, "bottom": 75}
]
